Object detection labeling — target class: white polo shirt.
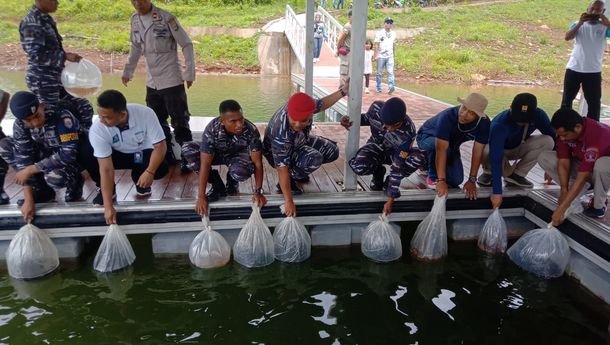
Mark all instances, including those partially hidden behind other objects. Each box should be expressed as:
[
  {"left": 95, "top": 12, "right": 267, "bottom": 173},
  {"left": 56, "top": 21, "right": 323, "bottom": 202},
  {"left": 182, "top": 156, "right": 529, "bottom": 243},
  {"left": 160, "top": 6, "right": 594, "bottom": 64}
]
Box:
[
  {"left": 89, "top": 103, "right": 166, "bottom": 158},
  {"left": 566, "top": 21, "right": 610, "bottom": 73},
  {"left": 374, "top": 29, "right": 396, "bottom": 59}
]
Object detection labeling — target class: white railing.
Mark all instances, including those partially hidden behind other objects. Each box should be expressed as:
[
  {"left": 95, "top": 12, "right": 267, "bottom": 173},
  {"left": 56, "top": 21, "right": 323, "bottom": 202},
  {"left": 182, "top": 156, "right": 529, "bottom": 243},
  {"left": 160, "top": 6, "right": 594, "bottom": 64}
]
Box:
[
  {"left": 317, "top": 6, "right": 344, "bottom": 55},
  {"left": 285, "top": 4, "right": 306, "bottom": 68}
]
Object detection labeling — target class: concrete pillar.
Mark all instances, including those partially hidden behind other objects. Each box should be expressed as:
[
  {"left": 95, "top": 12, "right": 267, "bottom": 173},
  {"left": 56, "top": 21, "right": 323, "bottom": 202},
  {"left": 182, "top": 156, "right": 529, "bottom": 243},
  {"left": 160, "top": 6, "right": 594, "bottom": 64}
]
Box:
[{"left": 305, "top": 0, "right": 315, "bottom": 95}]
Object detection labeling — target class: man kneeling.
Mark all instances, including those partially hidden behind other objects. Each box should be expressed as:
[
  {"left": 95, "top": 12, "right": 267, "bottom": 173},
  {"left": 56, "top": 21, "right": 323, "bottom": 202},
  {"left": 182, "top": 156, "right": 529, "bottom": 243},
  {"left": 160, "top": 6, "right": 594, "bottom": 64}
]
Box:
[{"left": 181, "top": 100, "right": 267, "bottom": 216}]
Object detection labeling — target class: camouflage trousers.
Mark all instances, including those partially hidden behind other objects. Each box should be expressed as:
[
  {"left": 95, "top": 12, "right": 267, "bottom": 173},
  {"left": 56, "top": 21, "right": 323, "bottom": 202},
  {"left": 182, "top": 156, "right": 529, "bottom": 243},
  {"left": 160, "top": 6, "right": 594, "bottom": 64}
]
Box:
[
  {"left": 349, "top": 142, "right": 426, "bottom": 198},
  {"left": 264, "top": 135, "right": 339, "bottom": 180},
  {"left": 0, "top": 136, "right": 80, "bottom": 189},
  {"left": 26, "top": 70, "right": 61, "bottom": 113},
  {"left": 0, "top": 129, "right": 7, "bottom": 185},
  {"left": 182, "top": 141, "right": 254, "bottom": 182}
]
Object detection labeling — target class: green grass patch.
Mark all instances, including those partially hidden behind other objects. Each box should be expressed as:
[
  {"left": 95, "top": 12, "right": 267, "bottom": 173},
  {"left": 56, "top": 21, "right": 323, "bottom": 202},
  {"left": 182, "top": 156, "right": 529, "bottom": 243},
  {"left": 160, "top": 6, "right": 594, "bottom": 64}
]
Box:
[
  {"left": 0, "top": 20, "right": 18, "bottom": 44},
  {"left": 193, "top": 34, "right": 259, "bottom": 67}
]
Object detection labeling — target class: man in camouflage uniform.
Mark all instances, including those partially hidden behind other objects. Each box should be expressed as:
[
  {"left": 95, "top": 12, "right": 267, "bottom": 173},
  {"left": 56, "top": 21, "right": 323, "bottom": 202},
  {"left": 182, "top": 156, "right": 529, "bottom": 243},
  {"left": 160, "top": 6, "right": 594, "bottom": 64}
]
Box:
[
  {"left": 182, "top": 100, "right": 267, "bottom": 216},
  {"left": 0, "top": 91, "right": 87, "bottom": 222},
  {"left": 20, "top": 0, "right": 91, "bottom": 115},
  {"left": 342, "top": 97, "right": 426, "bottom": 215},
  {"left": 263, "top": 86, "right": 348, "bottom": 217},
  {"left": 0, "top": 89, "right": 10, "bottom": 205},
  {"left": 122, "top": 0, "right": 196, "bottom": 171}
]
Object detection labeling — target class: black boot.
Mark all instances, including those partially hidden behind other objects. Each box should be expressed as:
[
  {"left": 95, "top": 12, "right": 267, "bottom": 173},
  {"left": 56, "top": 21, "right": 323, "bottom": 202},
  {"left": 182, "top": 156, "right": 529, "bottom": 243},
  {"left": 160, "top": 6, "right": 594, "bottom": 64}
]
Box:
[
  {"left": 370, "top": 166, "right": 386, "bottom": 191},
  {"left": 17, "top": 174, "right": 55, "bottom": 206},
  {"left": 226, "top": 172, "right": 239, "bottom": 195},
  {"left": 0, "top": 172, "right": 8, "bottom": 205},
  {"left": 206, "top": 169, "right": 227, "bottom": 201},
  {"left": 180, "top": 158, "right": 192, "bottom": 174},
  {"left": 65, "top": 173, "right": 84, "bottom": 202}
]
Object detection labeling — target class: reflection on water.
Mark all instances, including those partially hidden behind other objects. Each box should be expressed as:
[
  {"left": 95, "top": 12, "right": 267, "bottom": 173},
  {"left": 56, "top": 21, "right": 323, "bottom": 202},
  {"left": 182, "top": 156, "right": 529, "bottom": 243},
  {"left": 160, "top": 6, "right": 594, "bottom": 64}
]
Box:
[{"left": 0, "top": 71, "right": 293, "bottom": 122}]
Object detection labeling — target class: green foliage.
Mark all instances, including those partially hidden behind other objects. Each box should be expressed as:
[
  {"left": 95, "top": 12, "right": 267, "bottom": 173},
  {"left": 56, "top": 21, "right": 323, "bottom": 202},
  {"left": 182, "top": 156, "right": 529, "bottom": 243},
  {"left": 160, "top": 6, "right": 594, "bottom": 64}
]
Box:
[
  {"left": 0, "top": 20, "right": 18, "bottom": 44},
  {"left": 193, "top": 34, "right": 259, "bottom": 67}
]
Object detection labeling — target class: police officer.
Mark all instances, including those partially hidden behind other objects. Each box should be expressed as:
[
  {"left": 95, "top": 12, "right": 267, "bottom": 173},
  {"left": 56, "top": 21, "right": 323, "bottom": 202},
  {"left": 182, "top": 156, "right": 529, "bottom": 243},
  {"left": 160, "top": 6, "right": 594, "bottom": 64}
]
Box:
[
  {"left": 263, "top": 85, "right": 348, "bottom": 217},
  {"left": 182, "top": 100, "right": 267, "bottom": 216},
  {"left": 20, "top": 0, "right": 87, "bottom": 114},
  {"left": 0, "top": 89, "right": 10, "bottom": 205},
  {"left": 122, "top": 0, "right": 196, "bottom": 171},
  {"left": 341, "top": 98, "right": 426, "bottom": 215},
  {"left": 0, "top": 91, "right": 85, "bottom": 222}
]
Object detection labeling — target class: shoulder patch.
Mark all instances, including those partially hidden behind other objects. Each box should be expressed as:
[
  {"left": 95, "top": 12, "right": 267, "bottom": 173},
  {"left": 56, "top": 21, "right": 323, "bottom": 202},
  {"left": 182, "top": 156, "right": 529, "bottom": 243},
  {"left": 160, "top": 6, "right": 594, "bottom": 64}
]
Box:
[
  {"left": 63, "top": 116, "right": 73, "bottom": 129},
  {"left": 168, "top": 17, "right": 178, "bottom": 31},
  {"left": 152, "top": 11, "right": 161, "bottom": 21},
  {"left": 399, "top": 150, "right": 410, "bottom": 159}
]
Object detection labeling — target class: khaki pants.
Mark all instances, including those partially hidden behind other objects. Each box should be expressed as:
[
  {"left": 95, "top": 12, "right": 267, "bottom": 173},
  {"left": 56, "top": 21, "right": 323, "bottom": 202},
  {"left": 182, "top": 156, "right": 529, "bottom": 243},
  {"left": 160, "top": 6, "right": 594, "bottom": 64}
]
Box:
[
  {"left": 538, "top": 150, "right": 610, "bottom": 209},
  {"left": 482, "top": 134, "right": 554, "bottom": 177},
  {"left": 339, "top": 54, "right": 350, "bottom": 89}
]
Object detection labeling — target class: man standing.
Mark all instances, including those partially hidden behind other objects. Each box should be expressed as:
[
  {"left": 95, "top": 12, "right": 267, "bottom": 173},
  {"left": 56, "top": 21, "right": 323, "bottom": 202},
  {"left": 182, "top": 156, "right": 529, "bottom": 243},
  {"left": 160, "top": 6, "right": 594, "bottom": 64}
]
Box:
[
  {"left": 374, "top": 17, "right": 396, "bottom": 95},
  {"left": 561, "top": 0, "right": 610, "bottom": 121},
  {"left": 181, "top": 100, "right": 267, "bottom": 216},
  {"left": 0, "top": 91, "right": 85, "bottom": 222},
  {"left": 336, "top": 11, "right": 352, "bottom": 89},
  {"left": 341, "top": 97, "right": 426, "bottom": 215},
  {"left": 479, "top": 93, "right": 556, "bottom": 209},
  {"left": 416, "top": 93, "right": 490, "bottom": 200},
  {"left": 263, "top": 85, "right": 348, "bottom": 217},
  {"left": 86, "top": 90, "right": 169, "bottom": 225},
  {"left": 122, "top": 0, "right": 196, "bottom": 171},
  {"left": 539, "top": 108, "right": 610, "bottom": 224},
  {"left": 20, "top": 0, "right": 91, "bottom": 115},
  {"left": 0, "top": 89, "right": 10, "bottom": 205}
]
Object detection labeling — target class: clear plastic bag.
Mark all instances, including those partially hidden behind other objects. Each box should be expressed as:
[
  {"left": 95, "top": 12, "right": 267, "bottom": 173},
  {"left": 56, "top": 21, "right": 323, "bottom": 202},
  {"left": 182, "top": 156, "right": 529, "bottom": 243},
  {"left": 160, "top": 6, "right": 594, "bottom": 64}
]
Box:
[
  {"left": 61, "top": 59, "right": 103, "bottom": 97},
  {"left": 6, "top": 224, "right": 59, "bottom": 279},
  {"left": 273, "top": 216, "right": 311, "bottom": 263},
  {"left": 233, "top": 205, "right": 275, "bottom": 268},
  {"left": 189, "top": 216, "right": 231, "bottom": 268},
  {"left": 361, "top": 214, "right": 402, "bottom": 262},
  {"left": 478, "top": 208, "right": 508, "bottom": 253},
  {"left": 93, "top": 224, "right": 136, "bottom": 273},
  {"left": 411, "top": 195, "right": 447, "bottom": 261}
]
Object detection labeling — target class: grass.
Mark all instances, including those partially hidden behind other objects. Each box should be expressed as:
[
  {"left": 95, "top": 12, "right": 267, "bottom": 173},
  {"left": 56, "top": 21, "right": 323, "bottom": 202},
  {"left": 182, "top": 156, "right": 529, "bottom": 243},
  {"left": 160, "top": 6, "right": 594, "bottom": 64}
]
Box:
[{"left": 0, "top": 0, "right": 597, "bottom": 83}]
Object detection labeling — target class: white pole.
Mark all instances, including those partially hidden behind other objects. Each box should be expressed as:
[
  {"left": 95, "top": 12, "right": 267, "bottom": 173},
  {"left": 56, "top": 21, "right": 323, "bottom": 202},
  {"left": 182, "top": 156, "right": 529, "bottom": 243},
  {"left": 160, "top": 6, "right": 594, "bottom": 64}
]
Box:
[
  {"left": 305, "top": 0, "right": 315, "bottom": 95},
  {"left": 343, "top": 0, "right": 367, "bottom": 190}
]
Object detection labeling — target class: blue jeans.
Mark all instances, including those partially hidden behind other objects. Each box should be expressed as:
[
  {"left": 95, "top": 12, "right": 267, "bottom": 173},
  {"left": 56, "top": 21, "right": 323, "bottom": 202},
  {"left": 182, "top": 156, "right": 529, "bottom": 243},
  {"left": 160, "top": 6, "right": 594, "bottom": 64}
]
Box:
[
  {"left": 313, "top": 37, "right": 323, "bottom": 59},
  {"left": 416, "top": 133, "right": 464, "bottom": 187},
  {"left": 376, "top": 57, "right": 395, "bottom": 92}
]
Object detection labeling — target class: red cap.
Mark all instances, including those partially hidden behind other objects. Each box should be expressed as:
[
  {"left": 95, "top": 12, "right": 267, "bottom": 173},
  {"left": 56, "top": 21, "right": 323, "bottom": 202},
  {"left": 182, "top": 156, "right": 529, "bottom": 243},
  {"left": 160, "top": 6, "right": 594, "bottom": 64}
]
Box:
[{"left": 287, "top": 92, "right": 316, "bottom": 121}]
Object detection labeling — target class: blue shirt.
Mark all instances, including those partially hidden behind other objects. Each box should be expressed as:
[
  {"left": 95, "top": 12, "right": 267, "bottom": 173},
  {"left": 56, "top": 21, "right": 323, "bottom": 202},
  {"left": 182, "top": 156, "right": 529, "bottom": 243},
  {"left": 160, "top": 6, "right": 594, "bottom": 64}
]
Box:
[
  {"left": 489, "top": 108, "right": 556, "bottom": 194},
  {"left": 418, "top": 106, "right": 490, "bottom": 152}
]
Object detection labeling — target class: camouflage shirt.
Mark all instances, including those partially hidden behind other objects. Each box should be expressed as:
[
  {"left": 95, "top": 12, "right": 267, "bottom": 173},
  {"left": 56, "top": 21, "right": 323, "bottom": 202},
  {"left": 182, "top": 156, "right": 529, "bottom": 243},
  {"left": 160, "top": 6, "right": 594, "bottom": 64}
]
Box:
[
  {"left": 20, "top": 5, "right": 65, "bottom": 75},
  {"left": 200, "top": 117, "right": 262, "bottom": 156},
  {"left": 360, "top": 100, "right": 417, "bottom": 154}
]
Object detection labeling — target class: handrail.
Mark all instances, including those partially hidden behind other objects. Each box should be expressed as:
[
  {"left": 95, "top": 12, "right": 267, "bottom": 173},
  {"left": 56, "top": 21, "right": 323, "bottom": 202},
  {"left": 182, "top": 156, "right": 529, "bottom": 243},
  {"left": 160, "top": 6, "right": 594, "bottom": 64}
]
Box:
[
  {"left": 285, "top": 4, "right": 306, "bottom": 68},
  {"left": 317, "top": 6, "right": 344, "bottom": 55}
]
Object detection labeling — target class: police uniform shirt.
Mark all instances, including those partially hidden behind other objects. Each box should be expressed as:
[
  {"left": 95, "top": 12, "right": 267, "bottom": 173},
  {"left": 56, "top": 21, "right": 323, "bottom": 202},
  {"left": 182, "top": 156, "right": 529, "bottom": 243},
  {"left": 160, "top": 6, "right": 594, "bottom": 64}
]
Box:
[
  {"left": 13, "top": 108, "right": 80, "bottom": 173},
  {"left": 89, "top": 104, "right": 166, "bottom": 158},
  {"left": 200, "top": 117, "right": 262, "bottom": 156},
  {"left": 123, "top": 5, "right": 196, "bottom": 90},
  {"left": 262, "top": 99, "right": 323, "bottom": 168},
  {"left": 19, "top": 5, "right": 65, "bottom": 73}
]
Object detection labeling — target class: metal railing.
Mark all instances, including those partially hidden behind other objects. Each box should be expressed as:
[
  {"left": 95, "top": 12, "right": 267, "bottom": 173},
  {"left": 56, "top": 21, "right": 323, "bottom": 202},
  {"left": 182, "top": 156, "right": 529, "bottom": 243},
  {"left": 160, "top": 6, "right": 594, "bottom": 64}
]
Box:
[
  {"left": 285, "top": 4, "right": 306, "bottom": 68},
  {"left": 317, "top": 6, "right": 343, "bottom": 55}
]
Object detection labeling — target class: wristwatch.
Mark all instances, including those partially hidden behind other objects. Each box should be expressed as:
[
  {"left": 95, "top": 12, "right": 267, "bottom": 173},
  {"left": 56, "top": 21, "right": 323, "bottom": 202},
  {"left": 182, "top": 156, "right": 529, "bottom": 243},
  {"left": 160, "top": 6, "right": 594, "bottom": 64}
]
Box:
[
  {"left": 339, "top": 88, "right": 347, "bottom": 97},
  {"left": 468, "top": 175, "right": 477, "bottom": 183},
  {"left": 254, "top": 188, "right": 264, "bottom": 195}
]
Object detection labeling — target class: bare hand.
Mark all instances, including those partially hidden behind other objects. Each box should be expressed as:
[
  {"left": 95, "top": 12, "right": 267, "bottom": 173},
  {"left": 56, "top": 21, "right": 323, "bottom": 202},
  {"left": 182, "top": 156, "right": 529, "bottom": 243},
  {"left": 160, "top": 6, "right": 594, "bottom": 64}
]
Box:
[
  {"left": 195, "top": 196, "right": 209, "bottom": 217},
  {"left": 490, "top": 194, "right": 503, "bottom": 209},
  {"left": 252, "top": 193, "right": 267, "bottom": 208},
  {"left": 383, "top": 198, "right": 394, "bottom": 215},
  {"left": 185, "top": 80, "right": 193, "bottom": 89},
  {"left": 579, "top": 12, "right": 590, "bottom": 25},
  {"left": 340, "top": 77, "right": 350, "bottom": 96},
  {"left": 601, "top": 14, "right": 610, "bottom": 26},
  {"left": 15, "top": 166, "right": 35, "bottom": 185},
  {"left": 463, "top": 181, "right": 477, "bottom": 200},
  {"left": 544, "top": 173, "right": 553, "bottom": 185},
  {"left": 436, "top": 180, "right": 449, "bottom": 197},
  {"left": 283, "top": 199, "right": 296, "bottom": 217},
  {"left": 340, "top": 115, "right": 352, "bottom": 129},
  {"left": 104, "top": 205, "right": 117, "bottom": 225},
  {"left": 551, "top": 207, "right": 566, "bottom": 227},
  {"left": 65, "top": 52, "right": 82, "bottom": 63},
  {"left": 137, "top": 170, "right": 154, "bottom": 189},
  {"left": 21, "top": 198, "right": 35, "bottom": 223},
  {"left": 121, "top": 76, "right": 131, "bottom": 87}
]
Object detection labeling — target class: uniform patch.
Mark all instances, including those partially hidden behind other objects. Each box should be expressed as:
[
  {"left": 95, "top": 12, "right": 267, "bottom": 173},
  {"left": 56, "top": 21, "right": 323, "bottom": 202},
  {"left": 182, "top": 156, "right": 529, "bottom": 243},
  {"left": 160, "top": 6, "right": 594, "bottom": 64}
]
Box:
[
  {"left": 521, "top": 105, "right": 528, "bottom": 112},
  {"left": 584, "top": 148, "right": 599, "bottom": 163},
  {"left": 168, "top": 17, "right": 178, "bottom": 31},
  {"left": 152, "top": 12, "right": 160, "bottom": 21},
  {"left": 59, "top": 132, "right": 79, "bottom": 142},
  {"left": 399, "top": 150, "right": 409, "bottom": 159},
  {"left": 112, "top": 134, "right": 120, "bottom": 143},
  {"left": 63, "top": 117, "right": 73, "bottom": 129}
]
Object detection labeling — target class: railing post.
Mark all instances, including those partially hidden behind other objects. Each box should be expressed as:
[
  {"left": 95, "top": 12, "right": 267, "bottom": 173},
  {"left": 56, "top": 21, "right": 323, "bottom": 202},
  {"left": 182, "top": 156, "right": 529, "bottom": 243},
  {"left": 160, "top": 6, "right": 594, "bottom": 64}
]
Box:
[
  {"left": 343, "top": 0, "right": 367, "bottom": 191},
  {"left": 305, "top": 0, "right": 314, "bottom": 95}
]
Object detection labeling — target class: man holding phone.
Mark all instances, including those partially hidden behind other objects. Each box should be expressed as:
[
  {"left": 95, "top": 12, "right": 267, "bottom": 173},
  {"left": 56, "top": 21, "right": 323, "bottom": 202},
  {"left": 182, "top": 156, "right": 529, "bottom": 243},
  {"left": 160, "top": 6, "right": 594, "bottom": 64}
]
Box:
[{"left": 561, "top": 0, "right": 610, "bottom": 121}]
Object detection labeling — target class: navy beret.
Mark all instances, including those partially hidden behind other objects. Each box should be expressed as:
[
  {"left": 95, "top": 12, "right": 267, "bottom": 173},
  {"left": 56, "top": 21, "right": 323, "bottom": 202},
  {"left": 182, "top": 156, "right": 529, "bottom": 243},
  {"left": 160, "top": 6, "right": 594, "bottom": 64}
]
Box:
[
  {"left": 9, "top": 91, "right": 39, "bottom": 120},
  {"left": 380, "top": 97, "right": 407, "bottom": 125}
]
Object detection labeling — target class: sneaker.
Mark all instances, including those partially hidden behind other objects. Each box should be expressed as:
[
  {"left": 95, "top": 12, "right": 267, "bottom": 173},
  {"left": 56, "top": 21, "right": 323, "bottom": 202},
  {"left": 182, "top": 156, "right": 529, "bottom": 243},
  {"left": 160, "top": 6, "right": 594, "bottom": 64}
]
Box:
[
  {"left": 0, "top": 189, "right": 8, "bottom": 205},
  {"left": 136, "top": 185, "right": 152, "bottom": 197},
  {"left": 426, "top": 176, "right": 436, "bottom": 190},
  {"left": 388, "top": 86, "right": 395, "bottom": 95},
  {"left": 276, "top": 179, "right": 303, "bottom": 195},
  {"left": 92, "top": 187, "right": 117, "bottom": 206},
  {"left": 206, "top": 169, "right": 227, "bottom": 201},
  {"left": 504, "top": 173, "right": 533, "bottom": 188},
  {"left": 180, "top": 159, "right": 192, "bottom": 174},
  {"left": 295, "top": 175, "right": 310, "bottom": 183},
  {"left": 370, "top": 166, "right": 386, "bottom": 191},
  {"left": 365, "top": 87, "right": 370, "bottom": 94},
  {"left": 376, "top": 89, "right": 382, "bottom": 94},
  {"left": 477, "top": 173, "right": 492, "bottom": 187},
  {"left": 65, "top": 174, "right": 84, "bottom": 202},
  {"left": 584, "top": 206, "right": 606, "bottom": 219},
  {"left": 226, "top": 173, "right": 239, "bottom": 195}
]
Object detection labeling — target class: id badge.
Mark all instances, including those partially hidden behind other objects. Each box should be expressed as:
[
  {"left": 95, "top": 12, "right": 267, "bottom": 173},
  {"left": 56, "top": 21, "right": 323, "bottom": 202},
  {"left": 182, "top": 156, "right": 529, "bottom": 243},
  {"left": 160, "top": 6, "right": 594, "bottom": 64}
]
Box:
[{"left": 134, "top": 151, "right": 144, "bottom": 164}]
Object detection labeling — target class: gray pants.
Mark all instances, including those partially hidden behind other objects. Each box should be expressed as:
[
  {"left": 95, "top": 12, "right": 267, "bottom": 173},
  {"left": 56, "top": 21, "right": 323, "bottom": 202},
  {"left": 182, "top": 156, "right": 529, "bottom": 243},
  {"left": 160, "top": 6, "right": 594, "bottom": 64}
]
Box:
[
  {"left": 538, "top": 150, "right": 610, "bottom": 209},
  {"left": 339, "top": 54, "right": 350, "bottom": 89},
  {"left": 482, "top": 134, "right": 554, "bottom": 177}
]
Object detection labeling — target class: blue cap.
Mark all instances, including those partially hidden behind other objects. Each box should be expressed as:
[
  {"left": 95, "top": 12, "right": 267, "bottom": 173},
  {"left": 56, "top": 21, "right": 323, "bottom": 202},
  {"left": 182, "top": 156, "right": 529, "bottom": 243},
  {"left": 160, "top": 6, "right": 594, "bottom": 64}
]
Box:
[
  {"left": 380, "top": 97, "right": 407, "bottom": 125},
  {"left": 9, "top": 91, "right": 39, "bottom": 120}
]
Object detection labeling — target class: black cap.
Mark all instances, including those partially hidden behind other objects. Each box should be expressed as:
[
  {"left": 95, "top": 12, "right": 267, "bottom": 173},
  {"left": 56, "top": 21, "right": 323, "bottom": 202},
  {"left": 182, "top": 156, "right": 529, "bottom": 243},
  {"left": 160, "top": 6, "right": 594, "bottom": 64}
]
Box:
[
  {"left": 509, "top": 93, "right": 537, "bottom": 123},
  {"left": 384, "top": 17, "right": 394, "bottom": 24},
  {"left": 9, "top": 91, "right": 39, "bottom": 120},
  {"left": 380, "top": 97, "right": 407, "bottom": 125}
]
